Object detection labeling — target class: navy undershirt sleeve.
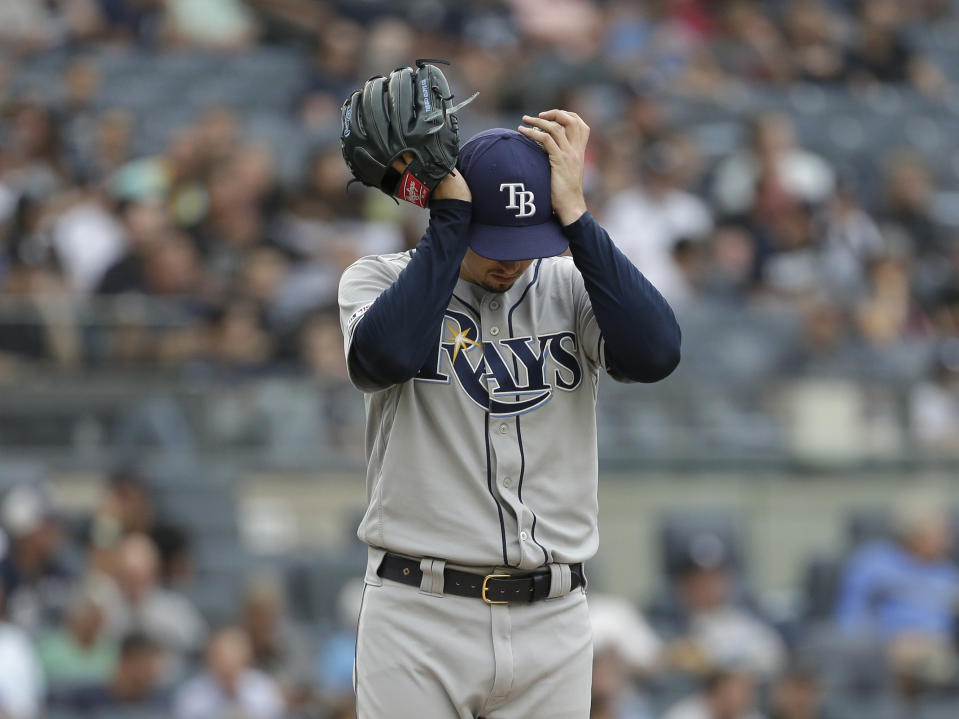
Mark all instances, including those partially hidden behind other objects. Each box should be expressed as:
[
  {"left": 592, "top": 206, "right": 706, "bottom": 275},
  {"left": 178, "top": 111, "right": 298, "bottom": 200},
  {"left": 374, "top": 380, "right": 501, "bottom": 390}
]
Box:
[
  {"left": 564, "top": 211, "right": 681, "bottom": 383},
  {"left": 350, "top": 199, "right": 472, "bottom": 387}
]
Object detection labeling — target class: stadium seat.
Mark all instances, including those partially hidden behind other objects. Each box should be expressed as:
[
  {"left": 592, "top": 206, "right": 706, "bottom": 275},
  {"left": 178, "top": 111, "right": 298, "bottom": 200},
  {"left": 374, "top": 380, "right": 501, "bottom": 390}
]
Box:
[
  {"left": 155, "top": 487, "right": 238, "bottom": 534},
  {"left": 845, "top": 506, "right": 892, "bottom": 548},
  {"left": 917, "top": 696, "right": 959, "bottom": 719},
  {"left": 800, "top": 554, "right": 843, "bottom": 622},
  {"left": 0, "top": 460, "right": 46, "bottom": 491},
  {"left": 285, "top": 553, "right": 365, "bottom": 625},
  {"left": 658, "top": 509, "right": 745, "bottom": 578}
]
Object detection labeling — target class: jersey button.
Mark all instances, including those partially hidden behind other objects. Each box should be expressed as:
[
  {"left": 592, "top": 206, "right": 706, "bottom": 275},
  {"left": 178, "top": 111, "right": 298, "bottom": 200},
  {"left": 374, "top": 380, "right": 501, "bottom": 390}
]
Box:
[
  {"left": 489, "top": 326, "right": 500, "bottom": 336},
  {"left": 520, "top": 531, "right": 528, "bottom": 541},
  {"left": 503, "top": 477, "right": 512, "bottom": 488},
  {"left": 490, "top": 300, "right": 500, "bottom": 310},
  {"left": 498, "top": 423, "right": 508, "bottom": 435}
]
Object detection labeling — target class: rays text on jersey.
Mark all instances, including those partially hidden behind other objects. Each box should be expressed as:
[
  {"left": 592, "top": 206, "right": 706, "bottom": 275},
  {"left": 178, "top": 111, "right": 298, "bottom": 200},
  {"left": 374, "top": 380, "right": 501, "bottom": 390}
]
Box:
[{"left": 415, "top": 310, "right": 583, "bottom": 416}]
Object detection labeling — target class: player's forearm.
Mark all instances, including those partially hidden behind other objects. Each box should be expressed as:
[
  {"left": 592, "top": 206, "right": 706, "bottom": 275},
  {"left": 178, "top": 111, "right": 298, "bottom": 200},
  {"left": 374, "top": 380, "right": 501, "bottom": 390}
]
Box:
[
  {"left": 564, "top": 212, "right": 681, "bottom": 382},
  {"left": 352, "top": 199, "right": 472, "bottom": 385}
]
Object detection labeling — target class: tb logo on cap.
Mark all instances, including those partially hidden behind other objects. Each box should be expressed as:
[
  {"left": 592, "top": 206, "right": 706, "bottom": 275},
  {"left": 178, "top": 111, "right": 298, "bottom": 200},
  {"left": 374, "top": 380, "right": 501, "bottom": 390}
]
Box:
[{"left": 500, "top": 183, "right": 536, "bottom": 218}]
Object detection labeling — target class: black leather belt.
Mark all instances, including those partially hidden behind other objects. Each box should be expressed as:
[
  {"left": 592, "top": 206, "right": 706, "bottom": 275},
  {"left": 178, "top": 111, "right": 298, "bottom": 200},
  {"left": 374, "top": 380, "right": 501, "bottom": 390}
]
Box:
[{"left": 378, "top": 553, "right": 584, "bottom": 604}]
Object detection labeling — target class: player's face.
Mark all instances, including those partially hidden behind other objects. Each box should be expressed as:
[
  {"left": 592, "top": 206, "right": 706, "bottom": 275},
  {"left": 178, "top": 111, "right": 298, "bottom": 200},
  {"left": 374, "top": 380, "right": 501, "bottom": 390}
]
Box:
[{"left": 460, "top": 249, "right": 533, "bottom": 292}]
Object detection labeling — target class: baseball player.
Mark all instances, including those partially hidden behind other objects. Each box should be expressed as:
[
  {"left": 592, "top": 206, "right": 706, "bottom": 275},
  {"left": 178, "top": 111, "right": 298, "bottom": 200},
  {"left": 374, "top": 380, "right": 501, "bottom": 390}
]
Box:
[{"left": 338, "top": 67, "right": 680, "bottom": 719}]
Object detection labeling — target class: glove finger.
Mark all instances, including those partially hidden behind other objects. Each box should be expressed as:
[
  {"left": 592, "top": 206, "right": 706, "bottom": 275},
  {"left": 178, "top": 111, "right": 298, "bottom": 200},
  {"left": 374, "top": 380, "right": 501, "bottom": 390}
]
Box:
[
  {"left": 362, "top": 76, "right": 393, "bottom": 160},
  {"left": 388, "top": 67, "right": 415, "bottom": 148}
]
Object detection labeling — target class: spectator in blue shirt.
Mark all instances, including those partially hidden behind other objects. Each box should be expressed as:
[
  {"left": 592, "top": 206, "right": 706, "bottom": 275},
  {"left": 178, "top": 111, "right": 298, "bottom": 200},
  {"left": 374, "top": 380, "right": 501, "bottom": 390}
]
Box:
[{"left": 835, "top": 493, "right": 959, "bottom": 684}]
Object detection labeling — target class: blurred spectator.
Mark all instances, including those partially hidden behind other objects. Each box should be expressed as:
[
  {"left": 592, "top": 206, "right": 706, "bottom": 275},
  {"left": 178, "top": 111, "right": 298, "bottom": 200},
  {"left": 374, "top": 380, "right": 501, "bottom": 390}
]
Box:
[
  {"left": 1, "top": 100, "right": 66, "bottom": 199},
  {"left": 877, "top": 151, "right": 940, "bottom": 258},
  {"left": 286, "top": 146, "right": 365, "bottom": 224},
  {"left": 754, "top": 202, "right": 821, "bottom": 297},
  {"left": 95, "top": 196, "right": 172, "bottom": 295},
  {"left": 163, "top": 125, "right": 211, "bottom": 232},
  {"left": 782, "top": 0, "right": 850, "bottom": 85},
  {"left": 768, "top": 665, "right": 824, "bottom": 719},
  {"left": 711, "top": 112, "right": 834, "bottom": 221},
  {"left": 782, "top": 296, "right": 858, "bottom": 378},
  {"left": 300, "top": 18, "right": 364, "bottom": 133},
  {"left": 602, "top": 137, "right": 712, "bottom": 307},
  {"left": 99, "top": 532, "right": 206, "bottom": 658},
  {"left": 97, "top": 0, "right": 166, "bottom": 45},
  {"left": 0, "top": 579, "right": 44, "bottom": 719},
  {"left": 702, "top": 223, "right": 756, "bottom": 303},
  {"left": 163, "top": 0, "right": 258, "bottom": 50},
  {"left": 49, "top": 631, "right": 168, "bottom": 716},
  {"left": 190, "top": 299, "right": 274, "bottom": 374},
  {"left": 316, "top": 578, "right": 363, "bottom": 700},
  {"left": 249, "top": 0, "right": 326, "bottom": 43},
  {"left": 909, "top": 340, "right": 959, "bottom": 451},
  {"left": 327, "top": 699, "right": 358, "bottom": 719},
  {"left": 36, "top": 578, "right": 118, "bottom": 688},
  {"left": 94, "top": 216, "right": 208, "bottom": 365},
  {"left": 50, "top": 183, "right": 126, "bottom": 294},
  {"left": 241, "top": 572, "right": 312, "bottom": 693},
  {"left": 713, "top": 1, "right": 791, "bottom": 85},
  {"left": 0, "top": 483, "right": 74, "bottom": 633},
  {"left": 588, "top": 593, "right": 661, "bottom": 719},
  {"left": 846, "top": 0, "right": 945, "bottom": 95},
  {"left": 196, "top": 107, "right": 243, "bottom": 169},
  {"left": 817, "top": 174, "right": 884, "bottom": 301},
  {"left": 0, "top": 0, "right": 101, "bottom": 56},
  {"left": 620, "top": 84, "right": 670, "bottom": 146},
  {"left": 0, "top": 198, "right": 81, "bottom": 372},
  {"left": 651, "top": 533, "right": 786, "bottom": 678},
  {"left": 297, "top": 308, "right": 348, "bottom": 379},
  {"left": 835, "top": 490, "right": 959, "bottom": 685},
  {"left": 192, "top": 154, "right": 271, "bottom": 284},
  {"left": 91, "top": 470, "right": 156, "bottom": 537},
  {"left": 854, "top": 253, "right": 927, "bottom": 351},
  {"left": 662, "top": 668, "right": 766, "bottom": 719},
  {"left": 85, "top": 470, "right": 193, "bottom": 586},
  {"left": 57, "top": 57, "right": 105, "bottom": 172},
  {"left": 173, "top": 626, "right": 285, "bottom": 719}
]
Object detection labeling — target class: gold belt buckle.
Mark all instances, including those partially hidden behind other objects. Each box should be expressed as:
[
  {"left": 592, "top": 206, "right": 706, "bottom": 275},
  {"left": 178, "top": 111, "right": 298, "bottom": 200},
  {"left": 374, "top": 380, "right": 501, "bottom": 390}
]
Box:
[{"left": 481, "top": 574, "right": 510, "bottom": 604}]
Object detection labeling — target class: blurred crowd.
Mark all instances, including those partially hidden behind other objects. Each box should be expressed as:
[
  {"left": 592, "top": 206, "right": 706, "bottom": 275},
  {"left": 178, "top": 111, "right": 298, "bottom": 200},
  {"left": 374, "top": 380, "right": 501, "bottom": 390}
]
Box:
[
  {"left": 589, "top": 489, "right": 959, "bottom": 719},
  {"left": 4, "top": 471, "right": 959, "bottom": 719},
  {"left": 2, "top": 0, "right": 959, "bottom": 449},
  {"left": 0, "top": 471, "right": 361, "bottom": 719}
]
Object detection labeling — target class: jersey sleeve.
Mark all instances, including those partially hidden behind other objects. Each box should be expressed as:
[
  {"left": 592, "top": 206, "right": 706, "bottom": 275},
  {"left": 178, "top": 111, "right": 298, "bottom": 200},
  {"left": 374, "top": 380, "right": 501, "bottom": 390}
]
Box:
[
  {"left": 569, "top": 262, "right": 605, "bottom": 373},
  {"left": 337, "top": 255, "right": 402, "bottom": 392},
  {"left": 337, "top": 199, "right": 472, "bottom": 393},
  {"left": 563, "top": 211, "right": 681, "bottom": 383}
]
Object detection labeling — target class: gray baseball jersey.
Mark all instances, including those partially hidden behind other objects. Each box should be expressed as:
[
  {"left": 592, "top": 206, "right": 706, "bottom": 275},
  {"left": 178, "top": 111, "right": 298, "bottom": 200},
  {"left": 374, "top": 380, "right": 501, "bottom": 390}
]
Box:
[{"left": 339, "top": 253, "right": 608, "bottom": 570}]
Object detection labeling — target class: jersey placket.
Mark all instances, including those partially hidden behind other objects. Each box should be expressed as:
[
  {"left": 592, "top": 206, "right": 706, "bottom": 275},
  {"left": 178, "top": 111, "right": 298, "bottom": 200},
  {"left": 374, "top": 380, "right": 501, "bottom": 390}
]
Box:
[{"left": 481, "top": 293, "right": 542, "bottom": 568}]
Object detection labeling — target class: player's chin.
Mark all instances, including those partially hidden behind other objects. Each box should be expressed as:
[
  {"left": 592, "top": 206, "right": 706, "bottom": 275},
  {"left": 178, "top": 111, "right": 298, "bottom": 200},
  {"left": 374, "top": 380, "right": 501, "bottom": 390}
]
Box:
[{"left": 487, "top": 273, "right": 520, "bottom": 290}]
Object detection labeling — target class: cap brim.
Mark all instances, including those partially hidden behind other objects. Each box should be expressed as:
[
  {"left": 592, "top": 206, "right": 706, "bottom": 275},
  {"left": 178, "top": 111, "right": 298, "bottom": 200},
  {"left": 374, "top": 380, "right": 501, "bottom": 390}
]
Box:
[{"left": 468, "top": 220, "right": 569, "bottom": 261}]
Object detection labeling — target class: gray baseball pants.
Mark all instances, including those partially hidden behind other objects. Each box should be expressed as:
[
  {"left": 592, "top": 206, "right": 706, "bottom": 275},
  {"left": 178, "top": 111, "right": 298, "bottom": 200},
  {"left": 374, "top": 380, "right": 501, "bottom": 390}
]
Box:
[{"left": 354, "top": 550, "right": 593, "bottom": 718}]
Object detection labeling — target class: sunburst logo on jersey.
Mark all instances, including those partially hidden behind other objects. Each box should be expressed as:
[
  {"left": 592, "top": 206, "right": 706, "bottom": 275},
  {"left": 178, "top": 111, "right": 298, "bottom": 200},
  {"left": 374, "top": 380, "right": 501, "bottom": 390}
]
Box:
[
  {"left": 445, "top": 322, "right": 481, "bottom": 364},
  {"left": 416, "top": 310, "right": 583, "bottom": 416}
]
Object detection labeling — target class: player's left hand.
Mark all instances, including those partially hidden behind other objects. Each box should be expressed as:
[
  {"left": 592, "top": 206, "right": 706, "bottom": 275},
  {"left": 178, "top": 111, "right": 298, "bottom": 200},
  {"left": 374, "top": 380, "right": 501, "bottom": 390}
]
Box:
[{"left": 518, "top": 109, "right": 589, "bottom": 226}]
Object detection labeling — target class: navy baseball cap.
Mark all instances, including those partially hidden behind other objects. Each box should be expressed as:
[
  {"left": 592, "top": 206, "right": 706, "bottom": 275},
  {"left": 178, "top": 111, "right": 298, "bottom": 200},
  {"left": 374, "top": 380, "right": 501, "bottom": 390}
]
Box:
[{"left": 458, "top": 128, "right": 568, "bottom": 261}]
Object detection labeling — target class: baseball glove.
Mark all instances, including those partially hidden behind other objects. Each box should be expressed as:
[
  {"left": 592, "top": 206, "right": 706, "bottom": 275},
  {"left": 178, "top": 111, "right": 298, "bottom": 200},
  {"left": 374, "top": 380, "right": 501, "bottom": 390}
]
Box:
[{"left": 340, "top": 59, "right": 478, "bottom": 207}]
